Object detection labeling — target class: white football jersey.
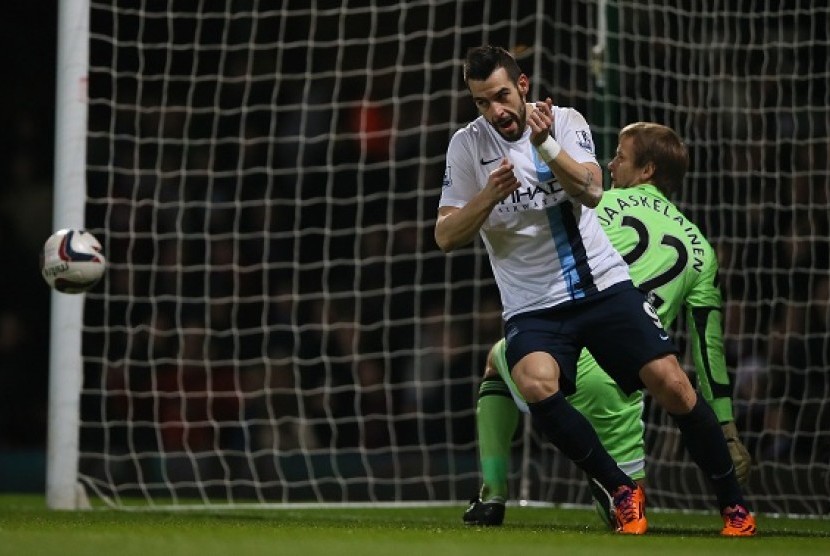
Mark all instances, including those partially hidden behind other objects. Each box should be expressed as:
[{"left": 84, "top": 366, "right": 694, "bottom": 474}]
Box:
[{"left": 439, "top": 106, "right": 630, "bottom": 320}]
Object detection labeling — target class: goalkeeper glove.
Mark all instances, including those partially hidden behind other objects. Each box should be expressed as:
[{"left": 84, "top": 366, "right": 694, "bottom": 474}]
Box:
[{"left": 722, "top": 421, "right": 752, "bottom": 486}]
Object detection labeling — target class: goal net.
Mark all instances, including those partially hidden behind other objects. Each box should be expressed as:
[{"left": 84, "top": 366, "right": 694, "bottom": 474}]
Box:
[{"left": 51, "top": 0, "right": 828, "bottom": 514}]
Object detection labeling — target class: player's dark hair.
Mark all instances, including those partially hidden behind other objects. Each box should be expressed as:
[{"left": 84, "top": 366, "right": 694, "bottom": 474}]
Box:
[
  {"left": 464, "top": 45, "right": 522, "bottom": 86},
  {"left": 619, "top": 122, "right": 689, "bottom": 196}
]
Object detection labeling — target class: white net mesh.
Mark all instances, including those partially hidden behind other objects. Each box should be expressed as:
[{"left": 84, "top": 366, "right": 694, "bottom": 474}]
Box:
[{"left": 74, "top": 0, "right": 829, "bottom": 513}]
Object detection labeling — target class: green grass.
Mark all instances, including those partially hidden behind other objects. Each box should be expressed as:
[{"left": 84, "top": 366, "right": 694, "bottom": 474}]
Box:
[{"left": 0, "top": 495, "right": 828, "bottom": 556}]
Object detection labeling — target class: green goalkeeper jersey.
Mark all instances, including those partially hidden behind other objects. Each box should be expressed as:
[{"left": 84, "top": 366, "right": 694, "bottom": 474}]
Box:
[
  {"left": 594, "top": 184, "right": 733, "bottom": 421},
  {"left": 494, "top": 183, "right": 734, "bottom": 430},
  {"left": 486, "top": 183, "right": 734, "bottom": 494}
]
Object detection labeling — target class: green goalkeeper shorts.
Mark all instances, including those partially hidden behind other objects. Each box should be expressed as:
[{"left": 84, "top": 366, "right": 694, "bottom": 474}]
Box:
[{"left": 492, "top": 338, "right": 646, "bottom": 480}]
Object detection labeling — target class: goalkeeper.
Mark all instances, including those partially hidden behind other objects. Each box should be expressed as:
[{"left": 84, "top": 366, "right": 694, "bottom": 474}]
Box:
[{"left": 464, "top": 121, "right": 752, "bottom": 527}]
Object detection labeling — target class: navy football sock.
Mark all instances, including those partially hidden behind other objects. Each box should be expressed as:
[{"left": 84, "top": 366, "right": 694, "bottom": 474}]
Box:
[
  {"left": 672, "top": 396, "right": 746, "bottom": 510},
  {"left": 529, "top": 391, "right": 635, "bottom": 494}
]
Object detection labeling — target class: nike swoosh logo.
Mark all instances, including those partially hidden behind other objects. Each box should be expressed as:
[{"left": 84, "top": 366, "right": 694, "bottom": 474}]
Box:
[{"left": 480, "top": 156, "right": 500, "bottom": 165}]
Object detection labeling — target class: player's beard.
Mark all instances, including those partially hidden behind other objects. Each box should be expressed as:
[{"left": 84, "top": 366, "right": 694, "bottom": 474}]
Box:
[{"left": 490, "top": 103, "right": 526, "bottom": 142}]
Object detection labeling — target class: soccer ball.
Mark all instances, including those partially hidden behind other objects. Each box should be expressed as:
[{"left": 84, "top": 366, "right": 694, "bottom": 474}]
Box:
[{"left": 41, "top": 229, "right": 106, "bottom": 294}]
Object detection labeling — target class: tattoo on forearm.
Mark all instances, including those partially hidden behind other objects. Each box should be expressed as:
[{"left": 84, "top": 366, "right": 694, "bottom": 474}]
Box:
[{"left": 571, "top": 170, "right": 592, "bottom": 198}]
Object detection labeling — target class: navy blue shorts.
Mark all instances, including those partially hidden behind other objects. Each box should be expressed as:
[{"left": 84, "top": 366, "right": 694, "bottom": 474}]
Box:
[{"left": 504, "top": 281, "right": 678, "bottom": 396}]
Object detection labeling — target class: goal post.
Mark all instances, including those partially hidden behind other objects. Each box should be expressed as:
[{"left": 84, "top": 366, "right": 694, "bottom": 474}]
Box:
[
  {"left": 588, "top": 0, "right": 620, "bottom": 181},
  {"left": 49, "top": 1, "right": 829, "bottom": 515},
  {"left": 47, "top": 0, "right": 90, "bottom": 510}
]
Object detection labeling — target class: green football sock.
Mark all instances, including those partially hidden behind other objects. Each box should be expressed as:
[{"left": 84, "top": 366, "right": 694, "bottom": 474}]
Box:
[{"left": 476, "top": 378, "right": 520, "bottom": 502}]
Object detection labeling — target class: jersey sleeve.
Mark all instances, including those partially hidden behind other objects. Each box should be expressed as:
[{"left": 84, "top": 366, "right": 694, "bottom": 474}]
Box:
[
  {"left": 438, "top": 128, "right": 479, "bottom": 209},
  {"left": 685, "top": 257, "right": 735, "bottom": 423},
  {"left": 553, "top": 107, "right": 600, "bottom": 166}
]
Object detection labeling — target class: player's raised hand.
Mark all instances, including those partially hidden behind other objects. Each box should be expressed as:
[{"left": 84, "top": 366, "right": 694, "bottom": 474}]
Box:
[
  {"left": 526, "top": 98, "right": 555, "bottom": 146},
  {"left": 485, "top": 158, "right": 521, "bottom": 202}
]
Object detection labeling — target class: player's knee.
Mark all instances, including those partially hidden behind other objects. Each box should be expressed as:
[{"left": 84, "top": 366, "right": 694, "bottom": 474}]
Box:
[
  {"left": 639, "top": 355, "right": 695, "bottom": 413},
  {"left": 514, "top": 378, "right": 558, "bottom": 403},
  {"left": 482, "top": 343, "right": 502, "bottom": 379},
  {"left": 511, "top": 354, "right": 561, "bottom": 402}
]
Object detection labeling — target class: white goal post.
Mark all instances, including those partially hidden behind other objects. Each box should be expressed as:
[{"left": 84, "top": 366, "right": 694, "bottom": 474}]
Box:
[
  {"left": 47, "top": 0, "right": 91, "bottom": 510},
  {"left": 49, "top": 0, "right": 829, "bottom": 515}
]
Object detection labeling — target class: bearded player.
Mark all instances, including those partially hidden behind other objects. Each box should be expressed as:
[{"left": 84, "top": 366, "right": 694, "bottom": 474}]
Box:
[{"left": 464, "top": 121, "right": 754, "bottom": 535}]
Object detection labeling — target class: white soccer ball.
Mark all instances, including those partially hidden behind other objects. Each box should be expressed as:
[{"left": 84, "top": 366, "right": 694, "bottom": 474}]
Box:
[{"left": 41, "top": 229, "right": 106, "bottom": 294}]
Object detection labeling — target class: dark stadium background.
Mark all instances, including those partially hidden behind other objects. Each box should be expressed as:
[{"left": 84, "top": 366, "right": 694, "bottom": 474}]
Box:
[{"left": 0, "top": 3, "right": 57, "bottom": 491}]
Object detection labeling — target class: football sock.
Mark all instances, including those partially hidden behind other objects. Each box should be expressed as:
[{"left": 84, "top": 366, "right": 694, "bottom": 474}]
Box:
[
  {"left": 476, "top": 378, "right": 519, "bottom": 501},
  {"left": 529, "top": 391, "right": 635, "bottom": 494},
  {"left": 671, "top": 395, "right": 746, "bottom": 510}
]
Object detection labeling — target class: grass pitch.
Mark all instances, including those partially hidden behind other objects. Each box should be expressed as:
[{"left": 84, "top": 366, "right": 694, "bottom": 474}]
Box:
[{"left": 0, "top": 495, "right": 828, "bottom": 556}]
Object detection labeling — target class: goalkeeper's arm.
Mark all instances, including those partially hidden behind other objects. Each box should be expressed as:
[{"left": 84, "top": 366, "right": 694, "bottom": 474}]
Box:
[{"left": 687, "top": 302, "right": 752, "bottom": 486}]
